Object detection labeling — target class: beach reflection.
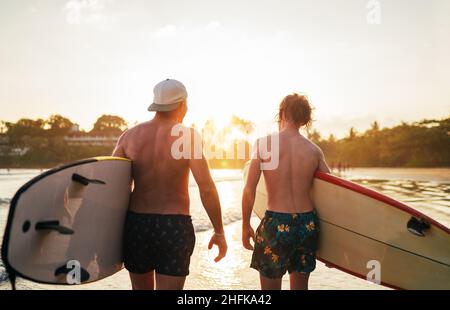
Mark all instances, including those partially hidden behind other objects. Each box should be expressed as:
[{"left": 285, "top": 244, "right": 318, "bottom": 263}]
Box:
[
  {"left": 186, "top": 168, "right": 450, "bottom": 289},
  {"left": 0, "top": 168, "right": 449, "bottom": 290}
]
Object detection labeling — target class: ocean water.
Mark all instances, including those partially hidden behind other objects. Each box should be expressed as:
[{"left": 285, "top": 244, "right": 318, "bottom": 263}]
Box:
[{"left": 0, "top": 168, "right": 449, "bottom": 289}]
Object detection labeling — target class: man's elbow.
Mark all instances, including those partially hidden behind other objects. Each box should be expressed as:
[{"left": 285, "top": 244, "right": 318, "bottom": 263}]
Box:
[
  {"left": 199, "top": 183, "right": 217, "bottom": 196},
  {"left": 243, "top": 186, "right": 256, "bottom": 200}
]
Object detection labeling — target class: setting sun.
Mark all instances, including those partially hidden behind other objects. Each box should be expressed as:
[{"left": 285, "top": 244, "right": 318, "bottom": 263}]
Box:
[{"left": 0, "top": 0, "right": 449, "bottom": 296}]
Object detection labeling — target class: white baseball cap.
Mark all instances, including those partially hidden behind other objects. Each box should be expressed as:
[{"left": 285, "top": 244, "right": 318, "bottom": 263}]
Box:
[{"left": 148, "top": 79, "right": 188, "bottom": 112}]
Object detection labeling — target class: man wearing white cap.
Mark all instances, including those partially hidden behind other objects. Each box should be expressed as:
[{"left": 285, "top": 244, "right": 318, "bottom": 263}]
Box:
[{"left": 113, "top": 79, "right": 227, "bottom": 290}]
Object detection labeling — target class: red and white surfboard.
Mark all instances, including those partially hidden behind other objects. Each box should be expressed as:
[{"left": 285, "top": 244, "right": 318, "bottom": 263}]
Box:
[{"left": 244, "top": 164, "right": 450, "bottom": 290}]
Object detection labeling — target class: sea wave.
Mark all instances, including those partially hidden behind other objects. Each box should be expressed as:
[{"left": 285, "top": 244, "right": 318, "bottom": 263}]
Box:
[
  {"left": 189, "top": 175, "right": 243, "bottom": 187},
  {"left": 212, "top": 176, "right": 244, "bottom": 183},
  {"left": 193, "top": 210, "right": 243, "bottom": 233},
  {"left": 0, "top": 169, "right": 43, "bottom": 176},
  {"left": 0, "top": 198, "right": 10, "bottom": 206},
  {"left": 0, "top": 263, "right": 8, "bottom": 285},
  {"left": 0, "top": 213, "right": 245, "bottom": 287}
]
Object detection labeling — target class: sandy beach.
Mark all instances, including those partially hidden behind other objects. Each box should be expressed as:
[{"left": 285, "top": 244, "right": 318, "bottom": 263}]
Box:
[
  {"left": 1, "top": 168, "right": 449, "bottom": 290},
  {"left": 7, "top": 217, "right": 388, "bottom": 290},
  {"left": 188, "top": 218, "right": 389, "bottom": 290},
  {"left": 1, "top": 0, "right": 450, "bottom": 297}
]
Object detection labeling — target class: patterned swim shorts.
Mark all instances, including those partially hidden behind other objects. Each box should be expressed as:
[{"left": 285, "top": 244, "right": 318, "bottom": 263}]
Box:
[
  {"left": 250, "top": 210, "right": 320, "bottom": 278},
  {"left": 123, "top": 211, "right": 196, "bottom": 277}
]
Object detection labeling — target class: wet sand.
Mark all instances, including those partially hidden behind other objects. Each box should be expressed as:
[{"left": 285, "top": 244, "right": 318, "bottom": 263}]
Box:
[
  {"left": 1, "top": 168, "right": 448, "bottom": 290},
  {"left": 8, "top": 217, "right": 388, "bottom": 290}
]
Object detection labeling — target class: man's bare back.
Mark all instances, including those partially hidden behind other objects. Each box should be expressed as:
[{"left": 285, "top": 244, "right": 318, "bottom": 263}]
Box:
[
  {"left": 262, "top": 130, "right": 330, "bottom": 214},
  {"left": 113, "top": 79, "right": 226, "bottom": 290},
  {"left": 242, "top": 93, "right": 330, "bottom": 290},
  {"left": 113, "top": 118, "right": 190, "bottom": 215}
]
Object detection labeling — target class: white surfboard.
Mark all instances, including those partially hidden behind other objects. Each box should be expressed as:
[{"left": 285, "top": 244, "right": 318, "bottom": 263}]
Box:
[
  {"left": 1, "top": 157, "right": 132, "bottom": 285},
  {"left": 243, "top": 163, "right": 450, "bottom": 290}
]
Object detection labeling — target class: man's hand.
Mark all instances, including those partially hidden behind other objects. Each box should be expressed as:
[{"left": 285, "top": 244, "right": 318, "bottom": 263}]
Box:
[
  {"left": 242, "top": 225, "right": 255, "bottom": 251},
  {"left": 208, "top": 233, "right": 228, "bottom": 262}
]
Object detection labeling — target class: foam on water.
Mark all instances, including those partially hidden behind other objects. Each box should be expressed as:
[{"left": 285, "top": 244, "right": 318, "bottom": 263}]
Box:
[{"left": 0, "top": 198, "right": 10, "bottom": 206}]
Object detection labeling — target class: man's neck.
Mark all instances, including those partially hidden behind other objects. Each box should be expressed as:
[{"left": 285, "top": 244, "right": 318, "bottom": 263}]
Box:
[
  {"left": 154, "top": 112, "right": 180, "bottom": 123},
  {"left": 279, "top": 122, "right": 300, "bottom": 133}
]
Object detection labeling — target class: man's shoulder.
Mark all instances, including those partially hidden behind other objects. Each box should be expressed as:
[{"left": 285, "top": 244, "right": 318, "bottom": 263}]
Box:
[
  {"left": 117, "top": 121, "right": 149, "bottom": 142},
  {"left": 305, "top": 139, "right": 323, "bottom": 156},
  {"left": 169, "top": 124, "right": 200, "bottom": 137},
  {"left": 132, "top": 120, "right": 152, "bottom": 130},
  {"left": 126, "top": 121, "right": 154, "bottom": 135},
  {"left": 257, "top": 132, "right": 278, "bottom": 143}
]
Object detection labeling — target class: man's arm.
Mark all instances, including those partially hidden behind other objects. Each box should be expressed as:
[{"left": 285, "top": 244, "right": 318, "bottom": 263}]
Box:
[
  {"left": 190, "top": 156, "right": 224, "bottom": 234},
  {"left": 112, "top": 130, "right": 133, "bottom": 190},
  {"left": 241, "top": 140, "right": 262, "bottom": 250},
  {"left": 317, "top": 147, "right": 331, "bottom": 173},
  {"left": 112, "top": 130, "right": 128, "bottom": 158},
  {"left": 189, "top": 129, "right": 227, "bottom": 262}
]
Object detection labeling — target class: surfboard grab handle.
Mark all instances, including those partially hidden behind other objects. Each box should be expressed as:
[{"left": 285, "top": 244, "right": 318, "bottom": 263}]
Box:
[
  {"left": 54, "top": 263, "right": 90, "bottom": 283},
  {"left": 72, "top": 173, "right": 106, "bottom": 186},
  {"left": 35, "top": 221, "right": 74, "bottom": 235},
  {"left": 407, "top": 217, "right": 430, "bottom": 237}
]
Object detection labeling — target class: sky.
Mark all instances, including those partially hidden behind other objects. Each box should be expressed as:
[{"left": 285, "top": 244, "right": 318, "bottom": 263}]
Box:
[{"left": 0, "top": 0, "right": 449, "bottom": 137}]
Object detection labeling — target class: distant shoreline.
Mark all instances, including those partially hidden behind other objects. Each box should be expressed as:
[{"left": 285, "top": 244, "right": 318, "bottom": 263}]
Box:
[{"left": 1, "top": 117, "right": 449, "bottom": 169}]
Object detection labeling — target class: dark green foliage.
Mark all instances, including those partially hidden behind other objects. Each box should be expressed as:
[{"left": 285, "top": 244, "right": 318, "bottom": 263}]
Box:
[
  {"left": 317, "top": 118, "right": 450, "bottom": 167},
  {"left": 0, "top": 115, "right": 448, "bottom": 168}
]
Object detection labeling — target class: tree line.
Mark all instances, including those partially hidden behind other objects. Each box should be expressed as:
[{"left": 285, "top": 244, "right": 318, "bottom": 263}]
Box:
[
  {"left": 310, "top": 118, "right": 450, "bottom": 167},
  {"left": 0, "top": 115, "right": 127, "bottom": 168},
  {"left": 0, "top": 114, "right": 448, "bottom": 168}
]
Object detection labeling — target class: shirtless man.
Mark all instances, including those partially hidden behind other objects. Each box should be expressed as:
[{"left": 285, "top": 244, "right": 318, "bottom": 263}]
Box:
[
  {"left": 242, "top": 93, "right": 330, "bottom": 290},
  {"left": 113, "top": 79, "right": 227, "bottom": 290}
]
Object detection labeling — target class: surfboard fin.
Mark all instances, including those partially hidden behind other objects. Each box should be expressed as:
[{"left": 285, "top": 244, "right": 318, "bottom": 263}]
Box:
[
  {"left": 5, "top": 266, "right": 16, "bottom": 290},
  {"left": 72, "top": 173, "right": 106, "bottom": 186},
  {"left": 407, "top": 217, "right": 430, "bottom": 237},
  {"left": 35, "top": 221, "right": 74, "bottom": 235},
  {"left": 54, "top": 263, "right": 90, "bottom": 283}
]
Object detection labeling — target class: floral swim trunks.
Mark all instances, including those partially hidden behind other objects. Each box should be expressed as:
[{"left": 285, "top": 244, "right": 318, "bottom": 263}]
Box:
[{"left": 250, "top": 210, "right": 320, "bottom": 278}]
